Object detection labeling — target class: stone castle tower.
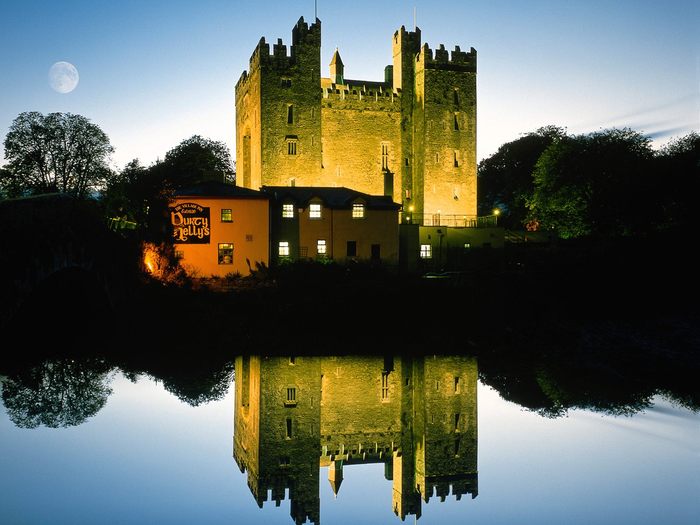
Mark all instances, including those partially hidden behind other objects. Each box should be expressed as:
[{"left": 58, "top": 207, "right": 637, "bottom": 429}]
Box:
[
  {"left": 235, "top": 17, "right": 477, "bottom": 221},
  {"left": 233, "top": 355, "right": 478, "bottom": 524}
]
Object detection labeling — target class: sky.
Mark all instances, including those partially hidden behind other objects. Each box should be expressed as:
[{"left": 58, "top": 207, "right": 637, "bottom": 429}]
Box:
[{"left": 0, "top": 0, "right": 698, "bottom": 172}]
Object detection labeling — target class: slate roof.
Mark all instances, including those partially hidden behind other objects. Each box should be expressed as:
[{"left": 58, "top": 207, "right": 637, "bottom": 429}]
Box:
[
  {"left": 174, "top": 180, "right": 269, "bottom": 199},
  {"left": 261, "top": 186, "right": 401, "bottom": 210}
]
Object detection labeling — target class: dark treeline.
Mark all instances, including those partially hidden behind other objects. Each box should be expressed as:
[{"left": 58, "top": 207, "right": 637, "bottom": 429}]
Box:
[{"left": 478, "top": 127, "right": 699, "bottom": 237}]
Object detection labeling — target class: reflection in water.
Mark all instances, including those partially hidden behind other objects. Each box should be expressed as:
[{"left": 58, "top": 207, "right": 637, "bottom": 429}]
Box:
[
  {"left": 1, "top": 357, "right": 113, "bottom": 428},
  {"left": 233, "top": 355, "right": 478, "bottom": 524}
]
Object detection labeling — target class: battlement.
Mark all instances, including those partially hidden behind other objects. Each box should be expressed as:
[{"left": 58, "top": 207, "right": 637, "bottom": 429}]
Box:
[
  {"left": 418, "top": 43, "right": 477, "bottom": 72},
  {"left": 236, "top": 16, "right": 321, "bottom": 94},
  {"left": 393, "top": 25, "right": 422, "bottom": 48},
  {"left": 419, "top": 474, "right": 478, "bottom": 503},
  {"left": 321, "top": 79, "right": 400, "bottom": 108}
]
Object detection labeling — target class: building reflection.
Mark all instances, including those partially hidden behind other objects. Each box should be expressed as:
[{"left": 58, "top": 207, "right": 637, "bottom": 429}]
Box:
[{"left": 233, "top": 355, "right": 478, "bottom": 524}]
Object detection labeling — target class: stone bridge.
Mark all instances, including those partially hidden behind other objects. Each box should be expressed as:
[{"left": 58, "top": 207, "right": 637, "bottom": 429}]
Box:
[{"left": 0, "top": 194, "right": 141, "bottom": 336}]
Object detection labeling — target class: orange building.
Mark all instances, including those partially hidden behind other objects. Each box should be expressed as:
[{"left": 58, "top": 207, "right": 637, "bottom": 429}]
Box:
[
  {"left": 170, "top": 181, "right": 269, "bottom": 277},
  {"left": 261, "top": 186, "right": 401, "bottom": 266}
]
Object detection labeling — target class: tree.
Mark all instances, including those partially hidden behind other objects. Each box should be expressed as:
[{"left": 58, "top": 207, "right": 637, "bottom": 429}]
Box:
[
  {"left": 1, "top": 357, "right": 113, "bottom": 428},
  {"left": 155, "top": 134, "right": 235, "bottom": 189},
  {"left": 1, "top": 111, "right": 115, "bottom": 198},
  {"left": 654, "top": 132, "right": 700, "bottom": 230},
  {"left": 477, "top": 126, "right": 565, "bottom": 229},
  {"left": 527, "top": 128, "right": 655, "bottom": 238}
]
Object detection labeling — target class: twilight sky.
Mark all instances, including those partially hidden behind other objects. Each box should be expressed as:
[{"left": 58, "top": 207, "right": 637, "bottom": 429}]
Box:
[{"left": 1, "top": 0, "right": 697, "bottom": 171}]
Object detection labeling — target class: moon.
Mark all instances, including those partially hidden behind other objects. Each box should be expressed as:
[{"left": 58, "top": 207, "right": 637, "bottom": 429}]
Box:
[{"left": 49, "top": 61, "right": 79, "bottom": 94}]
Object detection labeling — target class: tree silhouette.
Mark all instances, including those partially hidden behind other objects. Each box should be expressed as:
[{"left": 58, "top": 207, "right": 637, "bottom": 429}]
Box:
[
  {"left": 527, "top": 128, "right": 654, "bottom": 238},
  {"left": 1, "top": 358, "right": 114, "bottom": 428},
  {"left": 477, "top": 126, "right": 564, "bottom": 229},
  {"left": 1, "top": 112, "right": 114, "bottom": 199}
]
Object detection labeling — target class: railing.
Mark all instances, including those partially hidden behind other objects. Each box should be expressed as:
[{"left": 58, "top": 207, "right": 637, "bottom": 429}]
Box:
[{"left": 401, "top": 213, "right": 498, "bottom": 228}]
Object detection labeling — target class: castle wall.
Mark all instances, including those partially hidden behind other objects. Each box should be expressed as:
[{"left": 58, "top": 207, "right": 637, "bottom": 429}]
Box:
[
  {"left": 319, "top": 357, "right": 403, "bottom": 459},
  {"left": 319, "top": 84, "right": 401, "bottom": 200}
]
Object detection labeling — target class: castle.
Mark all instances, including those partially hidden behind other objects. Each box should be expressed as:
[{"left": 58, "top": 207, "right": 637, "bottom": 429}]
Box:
[
  {"left": 233, "top": 355, "right": 478, "bottom": 524},
  {"left": 235, "top": 17, "right": 477, "bottom": 224}
]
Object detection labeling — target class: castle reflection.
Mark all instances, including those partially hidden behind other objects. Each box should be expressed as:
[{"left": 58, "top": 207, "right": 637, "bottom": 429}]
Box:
[{"left": 233, "top": 355, "right": 478, "bottom": 524}]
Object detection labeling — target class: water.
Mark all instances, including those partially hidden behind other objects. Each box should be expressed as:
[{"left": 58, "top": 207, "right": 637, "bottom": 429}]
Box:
[{"left": 1, "top": 355, "right": 698, "bottom": 525}]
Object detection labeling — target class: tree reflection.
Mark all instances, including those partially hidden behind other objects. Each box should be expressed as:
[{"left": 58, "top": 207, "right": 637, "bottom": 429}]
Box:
[{"left": 1, "top": 357, "right": 113, "bottom": 428}]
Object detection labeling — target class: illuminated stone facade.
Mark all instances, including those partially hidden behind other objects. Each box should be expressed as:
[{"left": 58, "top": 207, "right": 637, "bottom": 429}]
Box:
[
  {"left": 233, "top": 355, "right": 478, "bottom": 524},
  {"left": 235, "top": 17, "right": 477, "bottom": 223}
]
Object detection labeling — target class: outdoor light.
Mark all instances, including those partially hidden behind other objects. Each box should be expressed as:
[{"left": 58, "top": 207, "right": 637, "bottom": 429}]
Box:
[{"left": 493, "top": 208, "right": 500, "bottom": 216}]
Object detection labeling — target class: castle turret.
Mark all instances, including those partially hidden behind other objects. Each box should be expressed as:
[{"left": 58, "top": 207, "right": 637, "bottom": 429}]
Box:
[{"left": 329, "top": 48, "right": 344, "bottom": 85}]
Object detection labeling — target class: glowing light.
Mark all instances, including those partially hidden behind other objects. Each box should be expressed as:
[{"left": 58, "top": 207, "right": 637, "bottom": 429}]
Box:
[
  {"left": 408, "top": 205, "right": 414, "bottom": 212},
  {"left": 493, "top": 208, "right": 501, "bottom": 216}
]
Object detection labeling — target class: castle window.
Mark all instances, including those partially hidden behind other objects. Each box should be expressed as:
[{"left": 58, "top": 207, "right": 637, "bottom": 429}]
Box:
[
  {"left": 218, "top": 243, "right": 233, "bottom": 265},
  {"left": 455, "top": 413, "right": 461, "bottom": 431},
  {"left": 246, "top": 234, "right": 253, "bottom": 242},
  {"left": 282, "top": 204, "right": 294, "bottom": 218},
  {"left": 454, "top": 113, "right": 460, "bottom": 131},
  {"left": 287, "top": 139, "right": 297, "bottom": 155},
  {"left": 309, "top": 203, "right": 322, "bottom": 219},
  {"left": 286, "top": 418, "right": 293, "bottom": 439},
  {"left": 435, "top": 152, "right": 440, "bottom": 164},
  {"left": 404, "top": 158, "right": 409, "bottom": 167},
  {"left": 287, "top": 104, "right": 294, "bottom": 124},
  {"left": 454, "top": 89, "right": 460, "bottom": 106},
  {"left": 221, "top": 208, "right": 232, "bottom": 222},
  {"left": 347, "top": 240, "right": 357, "bottom": 257},
  {"left": 454, "top": 437, "right": 461, "bottom": 456},
  {"left": 279, "top": 241, "right": 290, "bottom": 257},
  {"left": 420, "top": 244, "right": 432, "bottom": 259},
  {"left": 381, "top": 372, "right": 390, "bottom": 400},
  {"left": 454, "top": 376, "right": 461, "bottom": 393},
  {"left": 454, "top": 150, "right": 460, "bottom": 167},
  {"left": 317, "top": 239, "right": 327, "bottom": 255},
  {"left": 381, "top": 142, "right": 389, "bottom": 170},
  {"left": 286, "top": 387, "right": 297, "bottom": 405},
  {"left": 352, "top": 203, "right": 365, "bottom": 219},
  {"left": 464, "top": 242, "right": 471, "bottom": 251},
  {"left": 175, "top": 249, "right": 184, "bottom": 260},
  {"left": 289, "top": 357, "right": 296, "bottom": 365},
  {"left": 281, "top": 78, "right": 292, "bottom": 88}
]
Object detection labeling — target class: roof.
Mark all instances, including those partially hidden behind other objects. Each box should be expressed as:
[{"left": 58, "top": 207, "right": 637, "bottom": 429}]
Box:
[
  {"left": 261, "top": 186, "right": 401, "bottom": 210},
  {"left": 330, "top": 48, "right": 344, "bottom": 67},
  {"left": 174, "top": 180, "right": 269, "bottom": 199}
]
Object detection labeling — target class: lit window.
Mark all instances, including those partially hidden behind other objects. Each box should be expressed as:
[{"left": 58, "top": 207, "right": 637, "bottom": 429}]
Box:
[
  {"left": 282, "top": 204, "right": 294, "bottom": 218},
  {"left": 309, "top": 203, "right": 322, "bottom": 219},
  {"left": 174, "top": 250, "right": 184, "bottom": 260},
  {"left": 218, "top": 243, "right": 233, "bottom": 264},
  {"left": 221, "top": 208, "right": 232, "bottom": 222},
  {"left": 279, "top": 241, "right": 290, "bottom": 257},
  {"left": 317, "top": 239, "right": 327, "bottom": 255},
  {"left": 287, "top": 140, "right": 297, "bottom": 155},
  {"left": 420, "top": 244, "right": 432, "bottom": 259},
  {"left": 381, "top": 372, "right": 389, "bottom": 400},
  {"left": 352, "top": 203, "right": 365, "bottom": 218}
]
